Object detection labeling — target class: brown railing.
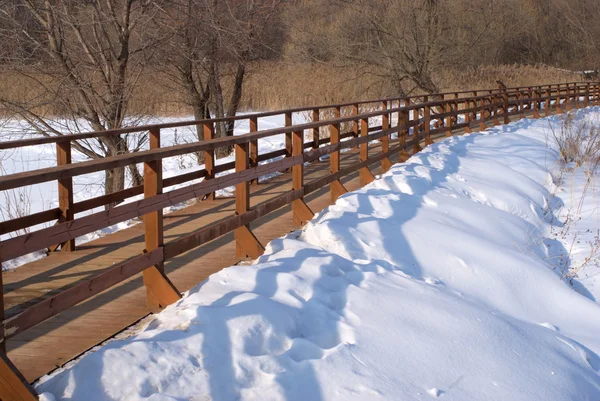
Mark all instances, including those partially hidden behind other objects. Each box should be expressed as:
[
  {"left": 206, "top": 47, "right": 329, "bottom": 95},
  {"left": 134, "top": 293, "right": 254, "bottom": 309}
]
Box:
[{"left": 0, "top": 81, "right": 598, "bottom": 400}]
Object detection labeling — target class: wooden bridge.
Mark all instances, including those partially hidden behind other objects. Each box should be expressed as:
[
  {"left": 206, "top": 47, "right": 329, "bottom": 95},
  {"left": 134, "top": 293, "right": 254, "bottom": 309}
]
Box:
[{"left": 0, "top": 81, "right": 596, "bottom": 400}]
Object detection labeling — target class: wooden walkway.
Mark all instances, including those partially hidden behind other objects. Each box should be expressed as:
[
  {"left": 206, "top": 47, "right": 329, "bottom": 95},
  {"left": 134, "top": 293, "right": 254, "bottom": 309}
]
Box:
[
  {"left": 0, "top": 81, "right": 587, "bottom": 399},
  {"left": 4, "top": 144, "right": 392, "bottom": 382}
]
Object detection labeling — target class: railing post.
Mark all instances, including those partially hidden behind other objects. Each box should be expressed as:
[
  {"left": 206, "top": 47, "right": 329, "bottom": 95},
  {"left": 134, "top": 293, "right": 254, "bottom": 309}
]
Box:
[
  {"left": 56, "top": 140, "right": 75, "bottom": 251},
  {"left": 143, "top": 127, "right": 180, "bottom": 310},
  {"left": 445, "top": 101, "right": 453, "bottom": 137},
  {"left": 234, "top": 141, "right": 265, "bottom": 258},
  {"left": 352, "top": 104, "right": 360, "bottom": 151},
  {"left": 292, "top": 130, "right": 314, "bottom": 227},
  {"left": 555, "top": 84, "right": 564, "bottom": 114},
  {"left": 398, "top": 102, "right": 410, "bottom": 162},
  {"left": 479, "top": 93, "right": 487, "bottom": 131},
  {"left": 312, "top": 109, "right": 320, "bottom": 152},
  {"left": 424, "top": 96, "right": 433, "bottom": 146},
  {"left": 565, "top": 84, "right": 573, "bottom": 111},
  {"left": 381, "top": 101, "right": 392, "bottom": 172},
  {"left": 329, "top": 106, "right": 347, "bottom": 203},
  {"left": 360, "top": 117, "right": 375, "bottom": 185},
  {"left": 285, "top": 111, "right": 293, "bottom": 159},
  {"left": 249, "top": 117, "right": 259, "bottom": 185},
  {"left": 0, "top": 348, "right": 38, "bottom": 401},
  {"left": 545, "top": 87, "right": 551, "bottom": 117},
  {"left": 203, "top": 122, "right": 215, "bottom": 200},
  {"left": 519, "top": 90, "right": 525, "bottom": 119},
  {"left": 533, "top": 88, "right": 541, "bottom": 118},
  {"left": 585, "top": 83, "right": 590, "bottom": 107}
]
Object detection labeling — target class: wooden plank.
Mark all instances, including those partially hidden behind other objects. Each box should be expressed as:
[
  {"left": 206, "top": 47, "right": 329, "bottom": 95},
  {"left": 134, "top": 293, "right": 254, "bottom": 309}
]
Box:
[
  {"left": 4, "top": 249, "right": 163, "bottom": 339},
  {"left": 312, "top": 109, "right": 320, "bottom": 152},
  {"left": 0, "top": 208, "right": 61, "bottom": 237}
]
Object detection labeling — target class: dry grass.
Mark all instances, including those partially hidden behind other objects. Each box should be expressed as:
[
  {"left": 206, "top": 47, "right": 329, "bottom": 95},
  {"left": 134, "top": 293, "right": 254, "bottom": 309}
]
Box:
[{"left": 0, "top": 62, "right": 585, "bottom": 118}]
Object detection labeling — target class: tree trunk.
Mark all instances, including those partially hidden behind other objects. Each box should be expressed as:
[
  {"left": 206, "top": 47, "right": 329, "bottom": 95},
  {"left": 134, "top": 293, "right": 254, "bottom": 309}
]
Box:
[{"left": 105, "top": 166, "right": 126, "bottom": 210}]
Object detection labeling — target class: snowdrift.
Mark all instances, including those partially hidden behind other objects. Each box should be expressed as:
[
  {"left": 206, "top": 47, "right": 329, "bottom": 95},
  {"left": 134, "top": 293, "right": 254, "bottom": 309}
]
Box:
[{"left": 37, "top": 109, "right": 600, "bottom": 401}]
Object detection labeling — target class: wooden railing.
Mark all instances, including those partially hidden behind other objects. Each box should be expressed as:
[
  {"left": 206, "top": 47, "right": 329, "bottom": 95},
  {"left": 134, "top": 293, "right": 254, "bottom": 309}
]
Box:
[{"left": 0, "top": 81, "right": 598, "bottom": 400}]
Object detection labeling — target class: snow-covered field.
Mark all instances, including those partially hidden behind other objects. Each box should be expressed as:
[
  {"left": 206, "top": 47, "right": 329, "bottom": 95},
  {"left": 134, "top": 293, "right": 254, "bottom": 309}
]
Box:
[{"left": 32, "top": 108, "right": 600, "bottom": 400}]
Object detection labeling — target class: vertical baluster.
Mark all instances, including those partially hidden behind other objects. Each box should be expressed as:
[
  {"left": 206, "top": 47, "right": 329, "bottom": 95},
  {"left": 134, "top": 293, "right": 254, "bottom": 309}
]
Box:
[
  {"left": 398, "top": 101, "right": 410, "bottom": 162},
  {"left": 292, "top": 129, "right": 314, "bottom": 227},
  {"left": 381, "top": 101, "right": 392, "bottom": 172},
  {"left": 249, "top": 117, "right": 259, "bottom": 185},
  {"left": 203, "top": 122, "right": 215, "bottom": 200},
  {"left": 360, "top": 117, "right": 375, "bottom": 185},
  {"left": 329, "top": 106, "right": 347, "bottom": 203},
  {"left": 57, "top": 139, "right": 74, "bottom": 251},
  {"left": 445, "top": 101, "right": 453, "bottom": 137},
  {"left": 312, "top": 109, "right": 320, "bottom": 152}
]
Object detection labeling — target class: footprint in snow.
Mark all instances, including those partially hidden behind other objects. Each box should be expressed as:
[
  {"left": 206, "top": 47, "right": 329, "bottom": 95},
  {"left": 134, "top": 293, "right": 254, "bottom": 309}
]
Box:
[{"left": 427, "top": 388, "right": 444, "bottom": 398}]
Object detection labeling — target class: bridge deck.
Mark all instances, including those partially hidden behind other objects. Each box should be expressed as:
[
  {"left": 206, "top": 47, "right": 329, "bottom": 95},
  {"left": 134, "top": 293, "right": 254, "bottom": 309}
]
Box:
[{"left": 5, "top": 142, "right": 402, "bottom": 382}]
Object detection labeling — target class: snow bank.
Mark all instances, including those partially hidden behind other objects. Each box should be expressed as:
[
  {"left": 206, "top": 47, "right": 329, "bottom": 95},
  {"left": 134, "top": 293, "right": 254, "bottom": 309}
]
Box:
[{"left": 36, "top": 109, "right": 600, "bottom": 400}]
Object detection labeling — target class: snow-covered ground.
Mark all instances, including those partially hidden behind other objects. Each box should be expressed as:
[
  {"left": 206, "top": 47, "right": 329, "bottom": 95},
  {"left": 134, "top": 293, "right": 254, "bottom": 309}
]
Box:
[{"left": 33, "top": 109, "right": 600, "bottom": 400}]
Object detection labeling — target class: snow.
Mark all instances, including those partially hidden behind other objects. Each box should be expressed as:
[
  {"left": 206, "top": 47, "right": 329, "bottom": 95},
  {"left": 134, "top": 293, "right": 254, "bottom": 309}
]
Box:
[{"left": 32, "top": 108, "right": 600, "bottom": 400}]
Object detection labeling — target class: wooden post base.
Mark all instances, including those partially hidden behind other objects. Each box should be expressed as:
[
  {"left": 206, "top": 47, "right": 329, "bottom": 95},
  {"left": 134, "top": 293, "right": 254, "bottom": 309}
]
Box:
[
  {"left": 143, "top": 265, "right": 181, "bottom": 310},
  {"left": 292, "top": 199, "right": 315, "bottom": 227},
  {"left": 381, "top": 158, "right": 392, "bottom": 174},
  {"left": 330, "top": 180, "right": 348, "bottom": 204},
  {"left": 424, "top": 136, "right": 434, "bottom": 145},
  {"left": 0, "top": 351, "right": 37, "bottom": 401},
  {"left": 235, "top": 226, "right": 265, "bottom": 259},
  {"left": 360, "top": 167, "right": 376, "bottom": 186},
  {"left": 399, "top": 150, "right": 410, "bottom": 162}
]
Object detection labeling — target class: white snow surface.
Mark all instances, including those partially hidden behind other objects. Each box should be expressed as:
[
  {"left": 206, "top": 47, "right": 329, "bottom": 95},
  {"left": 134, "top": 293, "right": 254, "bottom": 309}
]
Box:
[{"left": 35, "top": 109, "right": 600, "bottom": 400}]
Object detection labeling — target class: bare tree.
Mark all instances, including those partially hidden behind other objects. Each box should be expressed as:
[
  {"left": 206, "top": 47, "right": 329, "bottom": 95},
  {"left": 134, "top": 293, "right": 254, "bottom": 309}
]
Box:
[
  {"left": 0, "top": 0, "right": 162, "bottom": 205},
  {"left": 156, "top": 0, "right": 281, "bottom": 156}
]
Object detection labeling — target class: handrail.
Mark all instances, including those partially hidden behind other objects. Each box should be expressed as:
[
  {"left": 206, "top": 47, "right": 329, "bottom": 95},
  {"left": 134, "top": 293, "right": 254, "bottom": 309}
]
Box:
[{"left": 0, "top": 81, "right": 592, "bottom": 150}]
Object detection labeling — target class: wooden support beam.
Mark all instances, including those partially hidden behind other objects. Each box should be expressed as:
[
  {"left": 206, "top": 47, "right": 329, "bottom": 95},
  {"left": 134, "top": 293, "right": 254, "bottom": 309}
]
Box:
[
  {"left": 0, "top": 351, "right": 37, "bottom": 401},
  {"left": 56, "top": 140, "right": 75, "bottom": 252},
  {"left": 398, "top": 106, "right": 410, "bottom": 162},
  {"left": 143, "top": 128, "right": 181, "bottom": 310},
  {"left": 424, "top": 103, "right": 434, "bottom": 145},
  {"left": 445, "top": 102, "right": 453, "bottom": 137},
  {"left": 381, "top": 101, "right": 392, "bottom": 172},
  {"left": 249, "top": 117, "right": 259, "bottom": 185},
  {"left": 234, "top": 142, "right": 265, "bottom": 258},
  {"left": 359, "top": 117, "right": 375, "bottom": 185},
  {"left": 545, "top": 89, "right": 551, "bottom": 117},
  {"left": 532, "top": 89, "right": 541, "bottom": 118},
  {"left": 329, "top": 107, "right": 347, "bottom": 203},
  {"left": 203, "top": 122, "right": 215, "bottom": 200},
  {"left": 292, "top": 130, "right": 314, "bottom": 227}
]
